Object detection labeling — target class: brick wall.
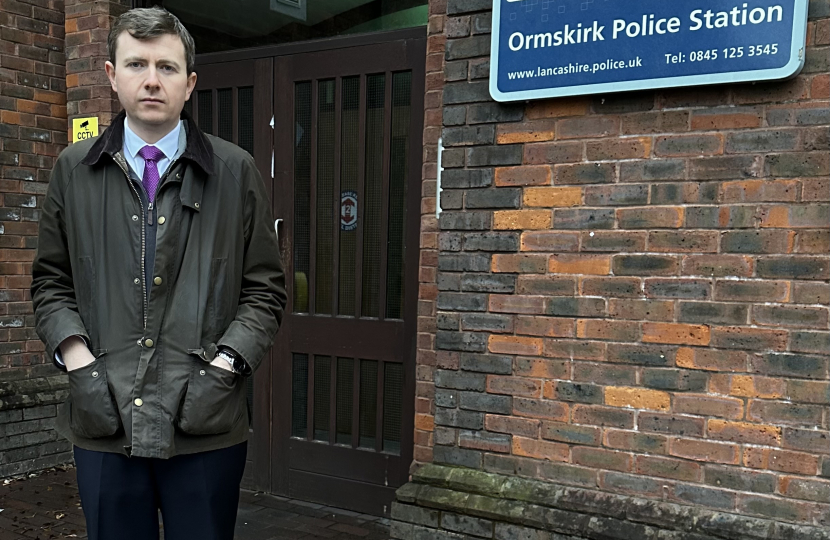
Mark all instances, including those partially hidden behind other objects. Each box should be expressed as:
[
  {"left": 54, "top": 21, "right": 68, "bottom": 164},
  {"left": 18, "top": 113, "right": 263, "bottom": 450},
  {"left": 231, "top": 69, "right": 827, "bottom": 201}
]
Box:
[
  {"left": 0, "top": 0, "right": 124, "bottom": 479},
  {"left": 413, "top": 0, "right": 449, "bottom": 469},
  {"left": 0, "top": 0, "right": 73, "bottom": 477},
  {"left": 399, "top": 0, "right": 830, "bottom": 535}
]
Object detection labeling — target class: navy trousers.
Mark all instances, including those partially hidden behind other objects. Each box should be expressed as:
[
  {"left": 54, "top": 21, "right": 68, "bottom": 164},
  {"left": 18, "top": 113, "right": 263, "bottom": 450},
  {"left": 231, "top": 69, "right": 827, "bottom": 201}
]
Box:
[{"left": 73, "top": 442, "right": 247, "bottom": 540}]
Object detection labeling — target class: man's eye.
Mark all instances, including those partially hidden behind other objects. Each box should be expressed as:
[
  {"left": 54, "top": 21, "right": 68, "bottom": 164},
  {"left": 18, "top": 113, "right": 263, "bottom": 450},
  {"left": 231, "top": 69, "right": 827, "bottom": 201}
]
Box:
[{"left": 127, "top": 62, "right": 142, "bottom": 68}]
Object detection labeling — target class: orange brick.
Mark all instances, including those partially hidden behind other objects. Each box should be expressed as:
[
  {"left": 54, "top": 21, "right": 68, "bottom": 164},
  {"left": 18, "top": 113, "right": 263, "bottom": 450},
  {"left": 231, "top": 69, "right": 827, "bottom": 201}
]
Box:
[
  {"left": 414, "top": 413, "right": 434, "bottom": 431},
  {"left": 495, "top": 166, "right": 551, "bottom": 187},
  {"left": 493, "top": 210, "right": 551, "bottom": 230},
  {"left": 1, "top": 111, "right": 22, "bottom": 125},
  {"left": 526, "top": 98, "right": 591, "bottom": 119},
  {"left": 691, "top": 109, "right": 762, "bottom": 130},
  {"left": 34, "top": 90, "right": 66, "bottom": 104},
  {"left": 675, "top": 348, "right": 747, "bottom": 372},
  {"left": 708, "top": 419, "right": 781, "bottom": 446},
  {"left": 487, "top": 376, "right": 542, "bottom": 397},
  {"left": 512, "top": 436, "right": 570, "bottom": 462},
  {"left": 65, "top": 18, "right": 78, "bottom": 33},
  {"left": 492, "top": 254, "right": 548, "bottom": 273},
  {"left": 726, "top": 375, "right": 785, "bottom": 399},
  {"left": 496, "top": 120, "right": 556, "bottom": 144},
  {"left": 488, "top": 335, "right": 543, "bottom": 356},
  {"left": 670, "top": 438, "right": 739, "bottom": 465},
  {"left": 523, "top": 187, "right": 582, "bottom": 207},
  {"left": 605, "top": 387, "right": 670, "bottom": 411},
  {"left": 66, "top": 73, "right": 80, "bottom": 88},
  {"left": 643, "top": 323, "right": 710, "bottom": 346},
  {"left": 743, "top": 447, "right": 818, "bottom": 475},
  {"left": 549, "top": 254, "right": 611, "bottom": 275}
]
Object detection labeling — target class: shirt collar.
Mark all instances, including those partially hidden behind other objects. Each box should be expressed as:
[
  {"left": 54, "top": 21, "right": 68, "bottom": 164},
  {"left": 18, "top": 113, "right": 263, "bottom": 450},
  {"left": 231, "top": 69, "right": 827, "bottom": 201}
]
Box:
[{"left": 124, "top": 118, "right": 183, "bottom": 161}]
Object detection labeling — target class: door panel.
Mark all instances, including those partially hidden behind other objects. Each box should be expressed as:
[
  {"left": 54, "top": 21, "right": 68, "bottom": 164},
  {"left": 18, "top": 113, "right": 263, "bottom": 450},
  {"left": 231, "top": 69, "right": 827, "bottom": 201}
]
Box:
[
  {"left": 272, "top": 37, "right": 425, "bottom": 516},
  {"left": 189, "top": 58, "right": 274, "bottom": 492}
]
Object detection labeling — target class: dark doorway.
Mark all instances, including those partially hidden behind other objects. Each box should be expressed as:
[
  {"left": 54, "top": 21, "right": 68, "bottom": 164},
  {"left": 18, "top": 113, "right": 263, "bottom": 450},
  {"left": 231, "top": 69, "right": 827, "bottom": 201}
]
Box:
[{"left": 191, "top": 29, "right": 425, "bottom": 516}]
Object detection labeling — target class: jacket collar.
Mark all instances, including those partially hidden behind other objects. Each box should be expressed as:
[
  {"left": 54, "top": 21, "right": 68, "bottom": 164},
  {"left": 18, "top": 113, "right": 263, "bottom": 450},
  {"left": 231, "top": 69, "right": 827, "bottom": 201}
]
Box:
[{"left": 81, "top": 108, "right": 215, "bottom": 176}]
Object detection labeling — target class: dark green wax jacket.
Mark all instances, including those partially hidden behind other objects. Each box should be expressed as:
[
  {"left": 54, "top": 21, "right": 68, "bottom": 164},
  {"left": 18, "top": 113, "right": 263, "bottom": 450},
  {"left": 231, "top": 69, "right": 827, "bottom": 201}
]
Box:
[{"left": 31, "top": 110, "right": 287, "bottom": 459}]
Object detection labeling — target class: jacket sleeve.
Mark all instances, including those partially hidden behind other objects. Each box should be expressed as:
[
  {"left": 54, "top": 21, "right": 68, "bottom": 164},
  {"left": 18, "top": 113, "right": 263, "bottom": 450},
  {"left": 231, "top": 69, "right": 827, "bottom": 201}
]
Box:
[
  {"left": 217, "top": 156, "right": 287, "bottom": 373},
  {"left": 31, "top": 153, "right": 90, "bottom": 365}
]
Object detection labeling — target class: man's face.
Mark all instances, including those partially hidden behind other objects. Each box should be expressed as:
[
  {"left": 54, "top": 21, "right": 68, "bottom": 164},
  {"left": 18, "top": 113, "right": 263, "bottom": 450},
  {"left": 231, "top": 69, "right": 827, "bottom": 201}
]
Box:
[{"left": 105, "top": 32, "right": 197, "bottom": 137}]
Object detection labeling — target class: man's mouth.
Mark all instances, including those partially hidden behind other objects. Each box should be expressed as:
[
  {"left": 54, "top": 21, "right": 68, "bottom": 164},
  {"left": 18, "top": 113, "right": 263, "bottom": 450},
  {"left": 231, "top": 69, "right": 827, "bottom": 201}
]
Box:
[{"left": 141, "top": 98, "right": 164, "bottom": 104}]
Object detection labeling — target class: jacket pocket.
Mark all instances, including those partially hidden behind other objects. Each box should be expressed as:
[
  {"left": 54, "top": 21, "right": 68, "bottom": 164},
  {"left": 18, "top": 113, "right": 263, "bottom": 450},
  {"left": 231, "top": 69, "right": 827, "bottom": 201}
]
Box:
[
  {"left": 177, "top": 351, "right": 243, "bottom": 436},
  {"left": 68, "top": 352, "right": 122, "bottom": 439}
]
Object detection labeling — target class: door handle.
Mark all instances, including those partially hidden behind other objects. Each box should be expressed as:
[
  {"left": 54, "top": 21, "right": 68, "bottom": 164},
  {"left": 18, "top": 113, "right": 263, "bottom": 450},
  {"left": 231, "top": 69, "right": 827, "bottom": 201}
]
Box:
[{"left": 274, "top": 219, "right": 283, "bottom": 244}]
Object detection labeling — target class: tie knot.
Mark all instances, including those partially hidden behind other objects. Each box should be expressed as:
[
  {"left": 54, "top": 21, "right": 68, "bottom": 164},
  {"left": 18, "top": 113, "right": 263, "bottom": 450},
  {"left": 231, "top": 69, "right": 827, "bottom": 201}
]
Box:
[{"left": 138, "top": 145, "right": 164, "bottom": 162}]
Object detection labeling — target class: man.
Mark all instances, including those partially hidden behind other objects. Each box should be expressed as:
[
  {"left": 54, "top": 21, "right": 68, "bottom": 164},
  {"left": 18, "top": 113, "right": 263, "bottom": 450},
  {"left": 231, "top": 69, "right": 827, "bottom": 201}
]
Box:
[{"left": 31, "top": 7, "right": 286, "bottom": 540}]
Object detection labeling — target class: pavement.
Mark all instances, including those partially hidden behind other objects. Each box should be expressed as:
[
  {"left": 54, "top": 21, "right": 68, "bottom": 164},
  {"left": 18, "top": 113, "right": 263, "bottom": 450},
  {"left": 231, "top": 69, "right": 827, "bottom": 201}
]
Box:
[{"left": 0, "top": 467, "right": 391, "bottom": 539}]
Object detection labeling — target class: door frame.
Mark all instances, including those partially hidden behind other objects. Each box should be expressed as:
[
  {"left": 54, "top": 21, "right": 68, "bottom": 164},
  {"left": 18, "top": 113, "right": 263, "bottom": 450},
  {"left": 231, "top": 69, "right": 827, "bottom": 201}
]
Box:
[{"left": 194, "top": 27, "right": 427, "bottom": 498}]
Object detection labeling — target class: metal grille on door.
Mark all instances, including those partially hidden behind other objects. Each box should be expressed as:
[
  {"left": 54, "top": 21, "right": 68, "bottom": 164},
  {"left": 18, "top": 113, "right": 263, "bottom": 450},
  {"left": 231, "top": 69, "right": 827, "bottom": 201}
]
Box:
[{"left": 290, "top": 72, "right": 412, "bottom": 455}]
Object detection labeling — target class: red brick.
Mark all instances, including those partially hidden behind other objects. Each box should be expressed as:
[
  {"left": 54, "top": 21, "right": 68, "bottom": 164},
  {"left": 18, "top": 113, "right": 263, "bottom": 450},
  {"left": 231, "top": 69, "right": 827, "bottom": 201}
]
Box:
[
  {"left": 675, "top": 347, "right": 747, "bottom": 372},
  {"left": 488, "top": 335, "right": 543, "bottom": 356},
  {"left": 743, "top": 448, "right": 819, "bottom": 475},
  {"left": 485, "top": 414, "right": 539, "bottom": 438},
  {"left": 673, "top": 394, "right": 744, "bottom": 419},
  {"left": 513, "top": 398, "right": 569, "bottom": 422},
  {"left": 512, "top": 436, "right": 569, "bottom": 462},
  {"left": 691, "top": 108, "right": 763, "bottom": 130},
  {"left": 671, "top": 439, "right": 740, "bottom": 465}
]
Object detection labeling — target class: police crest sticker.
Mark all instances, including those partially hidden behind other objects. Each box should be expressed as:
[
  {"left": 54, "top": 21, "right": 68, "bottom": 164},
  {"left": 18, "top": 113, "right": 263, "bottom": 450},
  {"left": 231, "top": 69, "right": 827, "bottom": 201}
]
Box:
[{"left": 340, "top": 190, "right": 358, "bottom": 231}]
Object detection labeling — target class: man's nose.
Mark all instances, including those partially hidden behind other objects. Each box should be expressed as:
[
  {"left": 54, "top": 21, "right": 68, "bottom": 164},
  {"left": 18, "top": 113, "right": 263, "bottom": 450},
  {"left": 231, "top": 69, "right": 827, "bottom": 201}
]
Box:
[{"left": 144, "top": 67, "right": 161, "bottom": 87}]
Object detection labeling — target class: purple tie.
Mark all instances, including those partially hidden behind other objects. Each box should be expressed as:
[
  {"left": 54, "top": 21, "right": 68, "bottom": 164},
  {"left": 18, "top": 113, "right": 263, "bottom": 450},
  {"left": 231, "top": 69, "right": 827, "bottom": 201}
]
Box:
[{"left": 138, "top": 145, "right": 165, "bottom": 203}]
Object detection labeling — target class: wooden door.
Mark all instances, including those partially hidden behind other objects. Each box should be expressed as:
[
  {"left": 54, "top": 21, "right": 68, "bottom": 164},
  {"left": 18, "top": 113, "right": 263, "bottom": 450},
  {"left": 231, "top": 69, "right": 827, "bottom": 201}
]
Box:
[
  {"left": 271, "top": 36, "right": 426, "bottom": 516},
  {"left": 187, "top": 58, "right": 274, "bottom": 492}
]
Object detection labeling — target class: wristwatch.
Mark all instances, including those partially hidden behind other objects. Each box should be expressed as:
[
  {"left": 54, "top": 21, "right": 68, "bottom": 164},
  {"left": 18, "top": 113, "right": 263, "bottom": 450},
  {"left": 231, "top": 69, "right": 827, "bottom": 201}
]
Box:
[{"left": 217, "top": 349, "right": 242, "bottom": 374}]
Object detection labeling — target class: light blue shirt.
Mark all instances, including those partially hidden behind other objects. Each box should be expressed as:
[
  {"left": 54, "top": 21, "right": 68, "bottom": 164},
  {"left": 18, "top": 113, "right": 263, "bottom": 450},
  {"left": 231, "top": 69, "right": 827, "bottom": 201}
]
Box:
[{"left": 123, "top": 118, "right": 183, "bottom": 181}]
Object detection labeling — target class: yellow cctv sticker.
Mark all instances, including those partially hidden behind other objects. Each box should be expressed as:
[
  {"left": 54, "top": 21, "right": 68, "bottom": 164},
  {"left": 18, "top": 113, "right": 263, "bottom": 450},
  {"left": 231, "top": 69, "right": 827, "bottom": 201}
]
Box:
[{"left": 72, "top": 117, "right": 99, "bottom": 143}]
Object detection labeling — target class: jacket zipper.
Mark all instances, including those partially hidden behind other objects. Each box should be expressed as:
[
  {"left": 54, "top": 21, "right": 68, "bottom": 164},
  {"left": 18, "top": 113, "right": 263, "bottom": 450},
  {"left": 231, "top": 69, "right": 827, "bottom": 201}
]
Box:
[{"left": 113, "top": 153, "right": 181, "bottom": 331}]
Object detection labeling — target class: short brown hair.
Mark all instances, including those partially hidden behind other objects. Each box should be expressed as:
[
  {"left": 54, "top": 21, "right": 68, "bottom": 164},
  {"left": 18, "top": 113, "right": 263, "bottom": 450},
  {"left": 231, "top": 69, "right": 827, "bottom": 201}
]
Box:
[{"left": 108, "top": 7, "right": 196, "bottom": 74}]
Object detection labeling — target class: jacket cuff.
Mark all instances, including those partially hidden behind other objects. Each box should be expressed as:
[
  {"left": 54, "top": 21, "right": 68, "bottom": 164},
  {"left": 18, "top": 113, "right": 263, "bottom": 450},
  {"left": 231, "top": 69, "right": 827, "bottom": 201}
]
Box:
[{"left": 37, "top": 307, "right": 89, "bottom": 363}]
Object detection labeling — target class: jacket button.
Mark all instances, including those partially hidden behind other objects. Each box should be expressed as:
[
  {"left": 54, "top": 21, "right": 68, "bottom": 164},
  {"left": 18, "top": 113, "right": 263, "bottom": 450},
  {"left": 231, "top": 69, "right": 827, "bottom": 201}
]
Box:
[
  {"left": 91, "top": 371, "right": 99, "bottom": 378},
  {"left": 134, "top": 398, "right": 143, "bottom": 407},
  {"left": 134, "top": 278, "right": 140, "bottom": 285},
  {"left": 144, "top": 338, "right": 154, "bottom": 348},
  {"left": 194, "top": 202, "right": 200, "bottom": 209},
  {"left": 158, "top": 216, "right": 166, "bottom": 225},
  {"left": 153, "top": 277, "right": 162, "bottom": 285},
  {"left": 199, "top": 369, "right": 206, "bottom": 376},
  {"left": 132, "top": 215, "right": 139, "bottom": 221}
]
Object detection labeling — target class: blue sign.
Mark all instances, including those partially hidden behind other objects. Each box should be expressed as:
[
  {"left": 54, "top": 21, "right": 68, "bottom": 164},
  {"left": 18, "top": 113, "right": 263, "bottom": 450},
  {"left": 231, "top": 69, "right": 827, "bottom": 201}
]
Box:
[{"left": 490, "top": 0, "right": 808, "bottom": 101}]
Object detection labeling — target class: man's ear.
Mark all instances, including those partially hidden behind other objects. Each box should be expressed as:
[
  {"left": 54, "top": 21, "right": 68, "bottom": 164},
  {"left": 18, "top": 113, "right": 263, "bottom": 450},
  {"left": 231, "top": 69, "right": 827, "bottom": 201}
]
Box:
[
  {"left": 105, "top": 61, "right": 118, "bottom": 93},
  {"left": 185, "top": 71, "right": 197, "bottom": 101}
]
